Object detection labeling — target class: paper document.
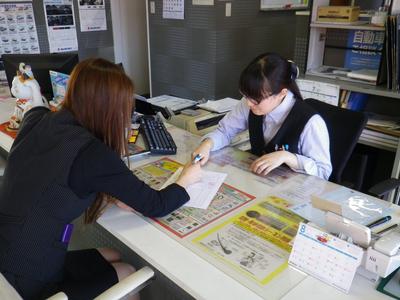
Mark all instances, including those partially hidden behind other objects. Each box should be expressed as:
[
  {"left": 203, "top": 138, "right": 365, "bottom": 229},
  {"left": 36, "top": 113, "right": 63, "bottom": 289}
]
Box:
[
  {"left": 147, "top": 95, "right": 197, "bottom": 112},
  {"left": 161, "top": 167, "right": 227, "bottom": 209},
  {"left": 297, "top": 79, "right": 340, "bottom": 106},
  {"left": 163, "top": 0, "right": 184, "bottom": 20},
  {"left": 347, "top": 69, "right": 378, "bottom": 82},
  {"left": 197, "top": 97, "right": 240, "bottom": 113}
]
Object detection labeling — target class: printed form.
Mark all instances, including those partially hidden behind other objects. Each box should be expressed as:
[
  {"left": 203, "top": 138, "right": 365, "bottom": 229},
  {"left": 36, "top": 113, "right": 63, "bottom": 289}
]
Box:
[{"left": 161, "top": 167, "right": 227, "bottom": 209}]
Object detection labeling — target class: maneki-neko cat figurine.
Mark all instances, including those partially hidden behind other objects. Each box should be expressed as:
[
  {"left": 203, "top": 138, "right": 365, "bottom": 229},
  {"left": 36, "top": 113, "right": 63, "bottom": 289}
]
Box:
[{"left": 7, "top": 63, "right": 48, "bottom": 132}]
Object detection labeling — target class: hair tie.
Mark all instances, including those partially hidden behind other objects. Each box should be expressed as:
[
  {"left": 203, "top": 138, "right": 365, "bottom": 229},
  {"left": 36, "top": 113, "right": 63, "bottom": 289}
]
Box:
[{"left": 287, "top": 60, "right": 299, "bottom": 80}]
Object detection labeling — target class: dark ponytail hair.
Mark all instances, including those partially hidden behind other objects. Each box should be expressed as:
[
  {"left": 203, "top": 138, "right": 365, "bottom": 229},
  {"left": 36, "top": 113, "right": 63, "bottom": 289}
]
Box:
[{"left": 239, "top": 52, "right": 303, "bottom": 103}]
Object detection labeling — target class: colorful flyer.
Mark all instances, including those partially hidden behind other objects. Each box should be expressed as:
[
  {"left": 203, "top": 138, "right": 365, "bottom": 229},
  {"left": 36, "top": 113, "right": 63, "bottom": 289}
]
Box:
[
  {"left": 156, "top": 183, "right": 255, "bottom": 238},
  {"left": 192, "top": 196, "right": 306, "bottom": 285},
  {"left": 132, "top": 157, "right": 181, "bottom": 190},
  {"left": 210, "top": 147, "right": 297, "bottom": 187},
  {"left": 132, "top": 157, "right": 256, "bottom": 238},
  {"left": 43, "top": 0, "right": 78, "bottom": 53}
]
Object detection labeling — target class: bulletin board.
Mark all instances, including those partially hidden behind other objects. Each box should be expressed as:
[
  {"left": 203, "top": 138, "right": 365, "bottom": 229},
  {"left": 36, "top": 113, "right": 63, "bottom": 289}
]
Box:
[
  {"left": 0, "top": 0, "right": 114, "bottom": 61},
  {"left": 260, "top": 0, "right": 309, "bottom": 10}
]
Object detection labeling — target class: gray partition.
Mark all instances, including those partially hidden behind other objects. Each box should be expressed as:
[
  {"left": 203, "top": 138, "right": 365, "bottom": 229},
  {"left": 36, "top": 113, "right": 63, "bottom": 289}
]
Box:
[
  {"left": 3, "top": 0, "right": 114, "bottom": 61},
  {"left": 148, "top": 0, "right": 309, "bottom": 100}
]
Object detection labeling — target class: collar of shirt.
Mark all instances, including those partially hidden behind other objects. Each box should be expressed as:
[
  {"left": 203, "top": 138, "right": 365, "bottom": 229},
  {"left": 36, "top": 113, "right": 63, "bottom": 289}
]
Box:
[{"left": 266, "top": 90, "right": 295, "bottom": 125}]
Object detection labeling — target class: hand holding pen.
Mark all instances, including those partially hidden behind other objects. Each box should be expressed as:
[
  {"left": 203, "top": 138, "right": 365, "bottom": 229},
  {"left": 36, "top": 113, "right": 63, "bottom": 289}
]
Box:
[
  {"left": 175, "top": 161, "right": 202, "bottom": 188},
  {"left": 192, "top": 154, "right": 202, "bottom": 164},
  {"left": 191, "top": 138, "right": 213, "bottom": 166},
  {"left": 274, "top": 144, "right": 289, "bottom": 151}
]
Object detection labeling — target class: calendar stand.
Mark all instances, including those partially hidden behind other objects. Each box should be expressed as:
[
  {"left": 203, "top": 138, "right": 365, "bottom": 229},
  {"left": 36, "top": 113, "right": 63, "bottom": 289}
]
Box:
[{"left": 289, "top": 223, "right": 364, "bottom": 294}]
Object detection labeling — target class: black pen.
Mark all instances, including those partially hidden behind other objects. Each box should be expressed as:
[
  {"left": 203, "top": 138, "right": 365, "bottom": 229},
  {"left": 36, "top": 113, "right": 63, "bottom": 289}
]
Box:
[
  {"left": 367, "top": 216, "right": 392, "bottom": 229},
  {"left": 376, "top": 223, "right": 398, "bottom": 235}
]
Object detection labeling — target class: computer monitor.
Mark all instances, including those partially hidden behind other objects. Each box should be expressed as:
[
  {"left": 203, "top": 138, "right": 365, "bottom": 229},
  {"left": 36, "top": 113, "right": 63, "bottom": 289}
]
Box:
[{"left": 2, "top": 53, "right": 79, "bottom": 100}]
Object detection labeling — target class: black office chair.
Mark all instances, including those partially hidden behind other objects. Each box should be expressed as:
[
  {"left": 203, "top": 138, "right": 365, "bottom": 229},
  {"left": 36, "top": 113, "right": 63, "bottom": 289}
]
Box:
[
  {"left": 368, "top": 178, "right": 400, "bottom": 204},
  {"left": 304, "top": 98, "right": 368, "bottom": 186}
]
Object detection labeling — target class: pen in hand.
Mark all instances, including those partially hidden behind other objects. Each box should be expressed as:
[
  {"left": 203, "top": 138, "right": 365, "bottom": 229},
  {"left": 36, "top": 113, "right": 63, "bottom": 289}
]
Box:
[{"left": 192, "top": 154, "right": 202, "bottom": 164}]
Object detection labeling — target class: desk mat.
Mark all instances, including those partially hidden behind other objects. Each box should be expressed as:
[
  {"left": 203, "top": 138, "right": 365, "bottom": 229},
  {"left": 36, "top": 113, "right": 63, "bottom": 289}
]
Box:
[
  {"left": 132, "top": 157, "right": 306, "bottom": 299},
  {"left": 132, "top": 157, "right": 256, "bottom": 238}
]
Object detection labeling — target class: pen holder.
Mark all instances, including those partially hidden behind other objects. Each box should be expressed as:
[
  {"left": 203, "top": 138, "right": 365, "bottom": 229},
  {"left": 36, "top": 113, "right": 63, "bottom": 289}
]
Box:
[{"left": 371, "top": 11, "right": 387, "bottom": 27}]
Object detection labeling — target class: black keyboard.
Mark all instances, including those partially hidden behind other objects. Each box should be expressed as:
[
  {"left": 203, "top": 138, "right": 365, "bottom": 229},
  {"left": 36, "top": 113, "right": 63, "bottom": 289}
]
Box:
[{"left": 140, "top": 116, "right": 177, "bottom": 154}]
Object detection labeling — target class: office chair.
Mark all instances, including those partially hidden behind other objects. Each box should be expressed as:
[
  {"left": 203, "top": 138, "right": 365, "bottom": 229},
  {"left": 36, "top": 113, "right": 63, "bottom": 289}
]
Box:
[
  {"left": 0, "top": 266, "right": 154, "bottom": 300},
  {"left": 304, "top": 98, "right": 368, "bottom": 186},
  {"left": 368, "top": 177, "right": 400, "bottom": 204}
]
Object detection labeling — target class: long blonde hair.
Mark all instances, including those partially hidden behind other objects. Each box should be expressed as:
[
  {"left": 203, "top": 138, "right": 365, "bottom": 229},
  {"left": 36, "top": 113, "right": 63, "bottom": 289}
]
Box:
[{"left": 63, "top": 58, "right": 134, "bottom": 223}]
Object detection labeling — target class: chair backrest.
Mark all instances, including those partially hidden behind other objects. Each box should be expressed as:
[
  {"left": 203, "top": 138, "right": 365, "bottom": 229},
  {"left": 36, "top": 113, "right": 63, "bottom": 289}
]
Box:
[
  {"left": 304, "top": 98, "right": 368, "bottom": 184},
  {"left": 0, "top": 273, "right": 23, "bottom": 300}
]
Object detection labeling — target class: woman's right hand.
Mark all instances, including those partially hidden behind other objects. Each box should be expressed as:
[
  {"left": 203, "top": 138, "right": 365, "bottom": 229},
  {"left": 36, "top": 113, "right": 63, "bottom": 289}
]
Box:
[
  {"left": 192, "top": 138, "right": 213, "bottom": 166},
  {"left": 175, "top": 162, "right": 202, "bottom": 188}
]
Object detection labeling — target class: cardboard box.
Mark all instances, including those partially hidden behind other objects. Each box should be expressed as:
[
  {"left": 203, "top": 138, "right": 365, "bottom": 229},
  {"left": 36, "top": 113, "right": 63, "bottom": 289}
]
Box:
[{"left": 317, "top": 6, "right": 360, "bottom": 23}]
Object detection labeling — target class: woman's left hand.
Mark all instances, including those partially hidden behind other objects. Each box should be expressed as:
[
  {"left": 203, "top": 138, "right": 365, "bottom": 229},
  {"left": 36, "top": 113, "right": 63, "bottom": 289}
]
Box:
[{"left": 250, "top": 151, "right": 294, "bottom": 176}]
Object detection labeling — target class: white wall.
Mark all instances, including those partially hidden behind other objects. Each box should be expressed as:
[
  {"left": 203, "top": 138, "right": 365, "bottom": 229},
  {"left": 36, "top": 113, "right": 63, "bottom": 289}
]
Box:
[{"left": 111, "top": 0, "right": 149, "bottom": 95}]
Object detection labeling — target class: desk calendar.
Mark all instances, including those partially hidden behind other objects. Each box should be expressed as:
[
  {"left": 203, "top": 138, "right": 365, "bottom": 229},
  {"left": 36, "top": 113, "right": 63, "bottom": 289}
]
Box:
[{"left": 289, "top": 223, "right": 364, "bottom": 293}]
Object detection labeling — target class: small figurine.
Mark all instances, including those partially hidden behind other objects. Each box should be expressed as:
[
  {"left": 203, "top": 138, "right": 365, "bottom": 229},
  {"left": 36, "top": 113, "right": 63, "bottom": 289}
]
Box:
[{"left": 7, "top": 62, "right": 47, "bottom": 131}]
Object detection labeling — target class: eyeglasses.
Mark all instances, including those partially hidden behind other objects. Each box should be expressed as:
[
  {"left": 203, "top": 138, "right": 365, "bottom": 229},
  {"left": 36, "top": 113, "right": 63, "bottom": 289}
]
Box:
[{"left": 243, "top": 93, "right": 273, "bottom": 106}]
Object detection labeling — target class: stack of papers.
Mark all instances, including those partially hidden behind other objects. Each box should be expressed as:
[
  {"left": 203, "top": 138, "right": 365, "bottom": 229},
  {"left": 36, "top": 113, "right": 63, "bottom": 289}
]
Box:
[
  {"left": 147, "top": 95, "right": 198, "bottom": 112},
  {"left": 197, "top": 97, "right": 240, "bottom": 113},
  {"left": 347, "top": 69, "right": 378, "bottom": 82}
]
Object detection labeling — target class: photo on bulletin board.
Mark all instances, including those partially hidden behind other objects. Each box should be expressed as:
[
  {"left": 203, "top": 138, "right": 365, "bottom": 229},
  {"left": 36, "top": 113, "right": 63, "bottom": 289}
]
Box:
[{"left": 260, "top": 0, "right": 309, "bottom": 11}]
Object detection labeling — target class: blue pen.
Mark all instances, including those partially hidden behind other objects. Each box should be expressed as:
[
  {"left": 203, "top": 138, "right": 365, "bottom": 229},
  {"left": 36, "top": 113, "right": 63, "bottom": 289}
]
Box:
[
  {"left": 367, "top": 215, "right": 392, "bottom": 228},
  {"left": 275, "top": 144, "right": 289, "bottom": 151},
  {"left": 192, "top": 154, "right": 202, "bottom": 164}
]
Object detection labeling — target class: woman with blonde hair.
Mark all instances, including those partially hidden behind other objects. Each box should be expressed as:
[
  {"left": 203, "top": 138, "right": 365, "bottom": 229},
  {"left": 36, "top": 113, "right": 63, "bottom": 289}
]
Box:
[{"left": 0, "top": 58, "right": 201, "bottom": 299}]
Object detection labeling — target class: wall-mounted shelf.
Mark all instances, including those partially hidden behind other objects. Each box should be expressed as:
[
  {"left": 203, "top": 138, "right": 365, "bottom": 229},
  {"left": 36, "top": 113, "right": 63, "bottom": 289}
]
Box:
[
  {"left": 310, "top": 22, "right": 385, "bottom": 31},
  {"left": 304, "top": 74, "right": 400, "bottom": 99}
]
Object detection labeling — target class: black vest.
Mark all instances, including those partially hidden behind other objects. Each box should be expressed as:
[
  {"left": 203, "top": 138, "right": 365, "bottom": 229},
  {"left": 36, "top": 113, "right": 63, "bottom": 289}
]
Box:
[
  {"left": 0, "top": 108, "right": 96, "bottom": 282},
  {"left": 249, "top": 99, "right": 317, "bottom": 156}
]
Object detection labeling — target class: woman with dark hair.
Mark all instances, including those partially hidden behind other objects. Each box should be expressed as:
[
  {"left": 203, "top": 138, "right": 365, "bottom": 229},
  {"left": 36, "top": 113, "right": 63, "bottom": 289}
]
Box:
[
  {"left": 0, "top": 58, "right": 201, "bottom": 299},
  {"left": 193, "top": 53, "right": 331, "bottom": 179}
]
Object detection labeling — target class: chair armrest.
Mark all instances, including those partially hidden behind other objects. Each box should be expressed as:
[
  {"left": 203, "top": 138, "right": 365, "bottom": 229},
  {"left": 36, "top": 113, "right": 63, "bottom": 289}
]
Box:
[
  {"left": 47, "top": 292, "right": 68, "bottom": 300},
  {"left": 94, "top": 266, "right": 155, "bottom": 300},
  {"left": 368, "top": 178, "right": 400, "bottom": 199}
]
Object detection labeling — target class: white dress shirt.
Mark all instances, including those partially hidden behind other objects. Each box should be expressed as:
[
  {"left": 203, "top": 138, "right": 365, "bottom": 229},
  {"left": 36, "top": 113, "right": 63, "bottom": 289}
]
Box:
[{"left": 204, "top": 91, "right": 332, "bottom": 180}]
